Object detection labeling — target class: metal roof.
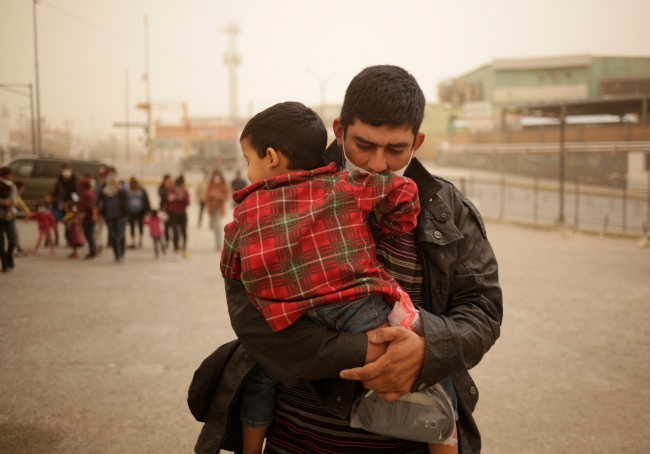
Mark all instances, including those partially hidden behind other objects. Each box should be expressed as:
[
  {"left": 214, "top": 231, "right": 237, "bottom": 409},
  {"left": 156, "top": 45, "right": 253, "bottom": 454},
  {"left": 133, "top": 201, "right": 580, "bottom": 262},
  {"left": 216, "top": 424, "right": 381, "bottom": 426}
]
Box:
[{"left": 493, "top": 54, "right": 592, "bottom": 71}]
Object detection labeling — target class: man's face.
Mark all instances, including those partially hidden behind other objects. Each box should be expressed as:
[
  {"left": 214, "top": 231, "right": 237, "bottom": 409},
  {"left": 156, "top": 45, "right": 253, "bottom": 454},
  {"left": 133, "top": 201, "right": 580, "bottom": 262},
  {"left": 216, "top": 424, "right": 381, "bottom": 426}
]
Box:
[
  {"left": 333, "top": 119, "right": 425, "bottom": 173},
  {"left": 61, "top": 166, "right": 72, "bottom": 179}
]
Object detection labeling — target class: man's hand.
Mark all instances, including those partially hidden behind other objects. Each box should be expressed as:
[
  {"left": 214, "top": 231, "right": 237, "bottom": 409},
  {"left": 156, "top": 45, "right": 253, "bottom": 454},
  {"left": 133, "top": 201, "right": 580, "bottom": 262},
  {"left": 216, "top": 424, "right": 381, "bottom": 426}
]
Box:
[{"left": 340, "top": 326, "right": 425, "bottom": 402}]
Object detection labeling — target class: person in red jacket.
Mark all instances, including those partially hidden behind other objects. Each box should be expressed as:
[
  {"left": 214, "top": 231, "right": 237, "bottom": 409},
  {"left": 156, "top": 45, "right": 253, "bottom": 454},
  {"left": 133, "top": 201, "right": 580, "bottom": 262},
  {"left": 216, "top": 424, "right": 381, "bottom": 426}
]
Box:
[
  {"left": 163, "top": 175, "right": 190, "bottom": 260},
  {"left": 78, "top": 176, "right": 97, "bottom": 259},
  {"left": 30, "top": 201, "right": 57, "bottom": 255}
]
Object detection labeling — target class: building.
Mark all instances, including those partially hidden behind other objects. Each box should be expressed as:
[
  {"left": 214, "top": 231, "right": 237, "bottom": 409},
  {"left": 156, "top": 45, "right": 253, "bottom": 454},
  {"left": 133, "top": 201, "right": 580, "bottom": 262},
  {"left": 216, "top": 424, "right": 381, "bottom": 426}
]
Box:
[{"left": 439, "top": 54, "right": 650, "bottom": 107}]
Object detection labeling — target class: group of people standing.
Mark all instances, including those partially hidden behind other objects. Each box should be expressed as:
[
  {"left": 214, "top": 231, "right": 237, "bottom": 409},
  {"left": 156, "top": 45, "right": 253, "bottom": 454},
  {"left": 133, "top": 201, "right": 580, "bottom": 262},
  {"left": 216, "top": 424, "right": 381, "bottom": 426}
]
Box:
[{"left": 0, "top": 163, "right": 249, "bottom": 273}]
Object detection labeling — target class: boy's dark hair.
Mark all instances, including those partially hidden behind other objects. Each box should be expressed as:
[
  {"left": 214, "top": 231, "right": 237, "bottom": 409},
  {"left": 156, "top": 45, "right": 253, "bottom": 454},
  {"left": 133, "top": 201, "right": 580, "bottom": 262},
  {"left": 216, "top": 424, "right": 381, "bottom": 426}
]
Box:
[
  {"left": 0, "top": 166, "right": 12, "bottom": 178},
  {"left": 240, "top": 101, "right": 327, "bottom": 171},
  {"left": 340, "top": 65, "right": 425, "bottom": 136},
  {"left": 175, "top": 175, "right": 185, "bottom": 186},
  {"left": 35, "top": 201, "right": 46, "bottom": 208},
  {"left": 15, "top": 180, "right": 24, "bottom": 190}
]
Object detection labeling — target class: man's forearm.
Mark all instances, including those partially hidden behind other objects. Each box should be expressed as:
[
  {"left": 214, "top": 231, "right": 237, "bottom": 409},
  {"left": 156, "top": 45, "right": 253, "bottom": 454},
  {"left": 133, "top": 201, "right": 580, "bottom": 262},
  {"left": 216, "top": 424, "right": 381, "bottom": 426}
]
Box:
[{"left": 225, "top": 278, "right": 368, "bottom": 386}]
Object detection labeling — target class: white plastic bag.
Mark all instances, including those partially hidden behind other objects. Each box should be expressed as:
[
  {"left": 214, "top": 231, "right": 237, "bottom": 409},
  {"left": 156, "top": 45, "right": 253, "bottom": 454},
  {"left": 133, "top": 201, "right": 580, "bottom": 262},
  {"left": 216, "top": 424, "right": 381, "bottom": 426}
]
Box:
[{"left": 350, "top": 382, "right": 456, "bottom": 444}]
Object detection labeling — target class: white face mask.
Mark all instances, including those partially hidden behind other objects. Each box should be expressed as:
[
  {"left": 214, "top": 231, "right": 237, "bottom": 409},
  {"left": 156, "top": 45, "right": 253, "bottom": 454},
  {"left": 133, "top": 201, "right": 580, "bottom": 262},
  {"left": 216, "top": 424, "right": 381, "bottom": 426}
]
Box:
[{"left": 341, "top": 133, "right": 414, "bottom": 176}]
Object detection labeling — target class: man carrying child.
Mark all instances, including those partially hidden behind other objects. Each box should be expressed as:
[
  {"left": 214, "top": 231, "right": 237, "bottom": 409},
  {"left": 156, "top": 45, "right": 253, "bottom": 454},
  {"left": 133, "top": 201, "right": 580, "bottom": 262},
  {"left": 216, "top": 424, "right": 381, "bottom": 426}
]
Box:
[{"left": 195, "top": 65, "right": 503, "bottom": 454}]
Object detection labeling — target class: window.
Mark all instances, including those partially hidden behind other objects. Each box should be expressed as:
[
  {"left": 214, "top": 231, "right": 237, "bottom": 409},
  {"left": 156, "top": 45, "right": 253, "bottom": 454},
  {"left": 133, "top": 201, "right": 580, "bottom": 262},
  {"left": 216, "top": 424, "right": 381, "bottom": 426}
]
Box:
[
  {"left": 9, "top": 160, "right": 35, "bottom": 178},
  {"left": 33, "top": 160, "right": 67, "bottom": 178}
]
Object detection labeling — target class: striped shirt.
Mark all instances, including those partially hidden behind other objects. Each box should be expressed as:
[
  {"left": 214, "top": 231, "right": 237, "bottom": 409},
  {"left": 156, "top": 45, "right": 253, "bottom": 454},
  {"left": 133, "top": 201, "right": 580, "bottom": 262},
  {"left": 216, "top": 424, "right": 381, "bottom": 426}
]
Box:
[{"left": 264, "top": 215, "right": 427, "bottom": 453}]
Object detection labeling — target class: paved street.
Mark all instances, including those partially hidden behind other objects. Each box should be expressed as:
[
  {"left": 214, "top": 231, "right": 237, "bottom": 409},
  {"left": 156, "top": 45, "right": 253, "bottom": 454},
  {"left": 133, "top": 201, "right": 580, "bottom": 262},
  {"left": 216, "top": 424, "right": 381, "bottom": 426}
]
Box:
[{"left": 1, "top": 201, "right": 649, "bottom": 453}]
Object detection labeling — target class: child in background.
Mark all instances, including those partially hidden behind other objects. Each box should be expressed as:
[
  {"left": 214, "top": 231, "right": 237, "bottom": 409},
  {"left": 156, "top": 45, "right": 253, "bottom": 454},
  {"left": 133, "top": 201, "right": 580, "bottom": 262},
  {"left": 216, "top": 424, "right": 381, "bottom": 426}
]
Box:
[
  {"left": 30, "top": 201, "right": 57, "bottom": 255},
  {"left": 45, "top": 193, "right": 62, "bottom": 247},
  {"left": 144, "top": 210, "right": 167, "bottom": 258},
  {"left": 62, "top": 201, "right": 85, "bottom": 259},
  {"left": 13, "top": 181, "right": 31, "bottom": 257}
]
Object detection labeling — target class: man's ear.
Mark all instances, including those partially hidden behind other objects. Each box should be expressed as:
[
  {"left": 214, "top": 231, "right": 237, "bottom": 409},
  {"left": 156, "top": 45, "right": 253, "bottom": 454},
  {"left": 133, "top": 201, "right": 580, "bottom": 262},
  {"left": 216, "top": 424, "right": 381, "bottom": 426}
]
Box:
[
  {"left": 412, "top": 132, "right": 425, "bottom": 156},
  {"left": 333, "top": 118, "right": 343, "bottom": 146},
  {"left": 266, "top": 147, "right": 280, "bottom": 169}
]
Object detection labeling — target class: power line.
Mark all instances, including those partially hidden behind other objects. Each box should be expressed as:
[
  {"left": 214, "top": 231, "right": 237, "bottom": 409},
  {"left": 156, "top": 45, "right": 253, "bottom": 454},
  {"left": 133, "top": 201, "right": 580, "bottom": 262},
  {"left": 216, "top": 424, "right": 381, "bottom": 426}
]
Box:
[{"left": 39, "top": 0, "right": 218, "bottom": 75}]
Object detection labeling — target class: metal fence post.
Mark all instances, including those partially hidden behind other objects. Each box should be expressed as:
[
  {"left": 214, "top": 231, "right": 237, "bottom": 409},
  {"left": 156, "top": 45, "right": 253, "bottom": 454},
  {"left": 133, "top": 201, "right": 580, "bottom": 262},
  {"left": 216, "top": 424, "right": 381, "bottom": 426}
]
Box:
[
  {"left": 500, "top": 174, "right": 505, "bottom": 220},
  {"left": 534, "top": 176, "right": 538, "bottom": 223},
  {"left": 575, "top": 179, "right": 579, "bottom": 228},
  {"left": 623, "top": 179, "right": 627, "bottom": 233}
]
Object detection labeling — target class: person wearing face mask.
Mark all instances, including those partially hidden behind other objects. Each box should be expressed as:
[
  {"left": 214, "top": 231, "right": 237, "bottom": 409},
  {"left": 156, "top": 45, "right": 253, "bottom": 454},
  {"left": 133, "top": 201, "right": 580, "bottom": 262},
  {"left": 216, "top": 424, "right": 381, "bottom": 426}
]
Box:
[
  {"left": 198, "top": 66, "right": 503, "bottom": 454},
  {"left": 53, "top": 164, "right": 78, "bottom": 246},
  {"left": 96, "top": 168, "right": 129, "bottom": 262},
  {"left": 205, "top": 169, "right": 229, "bottom": 250},
  {"left": 195, "top": 170, "right": 210, "bottom": 228}
]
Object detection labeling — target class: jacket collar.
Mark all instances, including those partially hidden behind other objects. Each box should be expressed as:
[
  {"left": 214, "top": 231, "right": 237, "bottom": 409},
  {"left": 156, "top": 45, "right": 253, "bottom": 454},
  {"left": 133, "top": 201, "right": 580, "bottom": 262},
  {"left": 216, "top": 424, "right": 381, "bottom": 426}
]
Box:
[
  {"left": 232, "top": 162, "right": 338, "bottom": 204},
  {"left": 323, "top": 140, "right": 442, "bottom": 201}
]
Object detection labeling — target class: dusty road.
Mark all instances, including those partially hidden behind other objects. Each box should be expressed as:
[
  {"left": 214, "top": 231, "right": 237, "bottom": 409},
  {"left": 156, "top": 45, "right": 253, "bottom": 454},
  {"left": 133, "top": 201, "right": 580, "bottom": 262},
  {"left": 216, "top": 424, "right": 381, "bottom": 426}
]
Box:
[{"left": 1, "top": 203, "right": 648, "bottom": 453}]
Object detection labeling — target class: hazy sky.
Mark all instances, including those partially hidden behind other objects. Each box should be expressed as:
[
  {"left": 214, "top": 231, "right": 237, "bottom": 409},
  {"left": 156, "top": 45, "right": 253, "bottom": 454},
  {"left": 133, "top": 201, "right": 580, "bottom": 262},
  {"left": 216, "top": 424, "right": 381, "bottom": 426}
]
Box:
[{"left": 1, "top": 0, "right": 649, "bottom": 139}]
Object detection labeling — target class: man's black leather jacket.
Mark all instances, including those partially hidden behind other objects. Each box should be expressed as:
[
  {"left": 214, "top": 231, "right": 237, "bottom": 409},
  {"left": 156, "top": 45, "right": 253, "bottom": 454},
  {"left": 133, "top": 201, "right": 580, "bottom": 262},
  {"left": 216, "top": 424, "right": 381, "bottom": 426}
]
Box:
[{"left": 194, "top": 143, "right": 503, "bottom": 454}]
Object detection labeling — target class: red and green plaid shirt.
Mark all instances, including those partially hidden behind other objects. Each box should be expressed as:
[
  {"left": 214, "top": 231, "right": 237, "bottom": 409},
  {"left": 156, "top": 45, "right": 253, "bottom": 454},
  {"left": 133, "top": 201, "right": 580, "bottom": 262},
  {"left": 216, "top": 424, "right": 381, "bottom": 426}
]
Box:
[{"left": 220, "top": 162, "right": 420, "bottom": 332}]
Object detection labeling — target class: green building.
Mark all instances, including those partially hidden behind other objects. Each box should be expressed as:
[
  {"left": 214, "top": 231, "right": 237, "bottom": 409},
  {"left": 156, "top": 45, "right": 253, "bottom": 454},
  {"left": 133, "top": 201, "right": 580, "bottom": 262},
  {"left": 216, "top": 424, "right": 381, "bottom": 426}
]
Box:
[{"left": 439, "top": 54, "right": 650, "bottom": 106}]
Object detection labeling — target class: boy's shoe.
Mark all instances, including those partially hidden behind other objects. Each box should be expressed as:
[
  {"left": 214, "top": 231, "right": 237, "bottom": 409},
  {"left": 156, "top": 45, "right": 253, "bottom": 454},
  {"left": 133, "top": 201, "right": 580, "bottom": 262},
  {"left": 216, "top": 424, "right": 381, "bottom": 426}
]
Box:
[
  {"left": 32, "top": 250, "right": 41, "bottom": 256},
  {"left": 183, "top": 250, "right": 190, "bottom": 259},
  {"left": 69, "top": 253, "right": 79, "bottom": 259},
  {"left": 50, "top": 249, "right": 56, "bottom": 255},
  {"left": 16, "top": 250, "right": 31, "bottom": 257},
  {"left": 127, "top": 245, "right": 136, "bottom": 249}
]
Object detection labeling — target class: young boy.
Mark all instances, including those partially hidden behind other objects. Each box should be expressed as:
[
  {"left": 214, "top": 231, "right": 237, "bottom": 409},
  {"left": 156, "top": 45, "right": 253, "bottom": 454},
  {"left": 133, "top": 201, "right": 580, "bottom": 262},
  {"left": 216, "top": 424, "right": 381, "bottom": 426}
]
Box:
[
  {"left": 220, "top": 102, "right": 457, "bottom": 454},
  {"left": 30, "top": 201, "right": 57, "bottom": 255}
]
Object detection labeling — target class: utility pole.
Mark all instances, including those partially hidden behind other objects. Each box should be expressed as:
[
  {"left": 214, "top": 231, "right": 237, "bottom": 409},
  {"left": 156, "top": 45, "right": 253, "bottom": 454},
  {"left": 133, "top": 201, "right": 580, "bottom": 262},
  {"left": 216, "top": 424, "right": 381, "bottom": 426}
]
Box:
[
  {"left": 222, "top": 23, "right": 241, "bottom": 121},
  {"left": 125, "top": 67, "right": 130, "bottom": 162},
  {"left": 33, "top": 0, "right": 42, "bottom": 153},
  {"left": 143, "top": 15, "right": 153, "bottom": 160},
  {"left": 307, "top": 70, "right": 336, "bottom": 119}
]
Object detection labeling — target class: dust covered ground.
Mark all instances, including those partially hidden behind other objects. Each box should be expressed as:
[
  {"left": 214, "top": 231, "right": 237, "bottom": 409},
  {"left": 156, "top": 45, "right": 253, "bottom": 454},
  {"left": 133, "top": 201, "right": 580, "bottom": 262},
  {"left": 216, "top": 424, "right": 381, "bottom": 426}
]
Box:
[{"left": 1, "top": 205, "right": 648, "bottom": 453}]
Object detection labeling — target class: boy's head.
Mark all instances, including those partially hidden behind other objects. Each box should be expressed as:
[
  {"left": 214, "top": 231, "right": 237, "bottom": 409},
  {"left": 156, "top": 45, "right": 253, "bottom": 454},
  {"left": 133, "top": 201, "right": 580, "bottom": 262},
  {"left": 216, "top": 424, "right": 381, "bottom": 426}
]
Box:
[
  {"left": 14, "top": 180, "right": 25, "bottom": 193},
  {"left": 239, "top": 101, "right": 327, "bottom": 184},
  {"left": 35, "top": 201, "right": 46, "bottom": 212}
]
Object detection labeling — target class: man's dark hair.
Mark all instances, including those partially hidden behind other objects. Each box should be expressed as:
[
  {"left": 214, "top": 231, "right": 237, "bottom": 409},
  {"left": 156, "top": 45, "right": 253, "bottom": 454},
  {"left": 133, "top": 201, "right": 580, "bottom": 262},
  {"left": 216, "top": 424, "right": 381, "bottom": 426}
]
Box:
[
  {"left": 340, "top": 65, "right": 425, "bottom": 136},
  {"left": 240, "top": 101, "right": 327, "bottom": 171},
  {"left": 0, "top": 167, "right": 12, "bottom": 178}
]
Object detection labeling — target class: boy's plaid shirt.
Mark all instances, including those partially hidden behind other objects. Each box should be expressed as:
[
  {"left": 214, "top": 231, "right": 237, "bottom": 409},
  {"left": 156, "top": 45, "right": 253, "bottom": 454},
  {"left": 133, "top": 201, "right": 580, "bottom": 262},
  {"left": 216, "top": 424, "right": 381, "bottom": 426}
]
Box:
[{"left": 220, "top": 162, "right": 420, "bottom": 332}]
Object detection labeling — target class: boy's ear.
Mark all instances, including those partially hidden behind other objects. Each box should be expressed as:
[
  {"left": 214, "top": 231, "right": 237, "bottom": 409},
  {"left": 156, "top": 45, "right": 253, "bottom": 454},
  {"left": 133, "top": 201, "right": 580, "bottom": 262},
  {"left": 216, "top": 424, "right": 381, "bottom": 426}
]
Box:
[{"left": 266, "top": 147, "right": 283, "bottom": 170}]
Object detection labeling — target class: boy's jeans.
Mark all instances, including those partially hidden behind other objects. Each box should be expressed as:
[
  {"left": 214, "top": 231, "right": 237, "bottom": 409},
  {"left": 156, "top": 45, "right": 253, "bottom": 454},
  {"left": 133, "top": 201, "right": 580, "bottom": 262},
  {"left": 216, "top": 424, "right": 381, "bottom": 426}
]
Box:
[{"left": 241, "top": 294, "right": 459, "bottom": 429}]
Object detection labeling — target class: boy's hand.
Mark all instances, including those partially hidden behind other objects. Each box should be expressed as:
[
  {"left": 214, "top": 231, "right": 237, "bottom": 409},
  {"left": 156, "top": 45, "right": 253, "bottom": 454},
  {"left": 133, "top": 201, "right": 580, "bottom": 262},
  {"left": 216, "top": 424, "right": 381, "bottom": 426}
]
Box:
[{"left": 340, "top": 326, "right": 425, "bottom": 402}]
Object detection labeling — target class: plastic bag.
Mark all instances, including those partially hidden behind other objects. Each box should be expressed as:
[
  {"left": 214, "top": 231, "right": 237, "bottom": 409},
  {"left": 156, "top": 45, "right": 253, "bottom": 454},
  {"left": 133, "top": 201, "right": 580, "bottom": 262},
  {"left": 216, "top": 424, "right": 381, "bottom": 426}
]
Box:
[
  {"left": 387, "top": 288, "right": 423, "bottom": 335},
  {"left": 350, "top": 382, "right": 456, "bottom": 445}
]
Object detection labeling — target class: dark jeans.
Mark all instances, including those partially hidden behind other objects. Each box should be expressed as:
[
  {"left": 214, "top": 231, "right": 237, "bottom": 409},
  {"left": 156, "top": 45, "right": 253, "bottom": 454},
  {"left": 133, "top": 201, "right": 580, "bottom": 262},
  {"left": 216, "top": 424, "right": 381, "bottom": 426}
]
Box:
[
  {"left": 105, "top": 217, "right": 127, "bottom": 260},
  {"left": 0, "top": 219, "right": 16, "bottom": 270},
  {"left": 82, "top": 222, "right": 96, "bottom": 257},
  {"left": 168, "top": 213, "right": 187, "bottom": 251},
  {"left": 128, "top": 211, "right": 145, "bottom": 238}
]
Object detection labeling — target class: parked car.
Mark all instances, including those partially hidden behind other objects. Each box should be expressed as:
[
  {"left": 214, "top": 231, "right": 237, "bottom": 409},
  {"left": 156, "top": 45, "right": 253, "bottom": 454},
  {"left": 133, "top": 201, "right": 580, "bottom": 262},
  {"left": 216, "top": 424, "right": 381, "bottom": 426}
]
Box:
[{"left": 4, "top": 155, "right": 110, "bottom": 211}]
